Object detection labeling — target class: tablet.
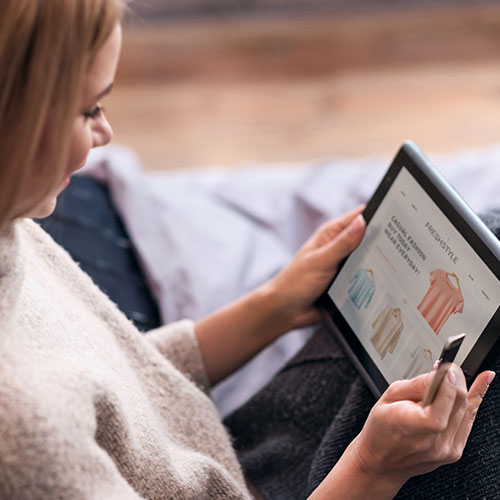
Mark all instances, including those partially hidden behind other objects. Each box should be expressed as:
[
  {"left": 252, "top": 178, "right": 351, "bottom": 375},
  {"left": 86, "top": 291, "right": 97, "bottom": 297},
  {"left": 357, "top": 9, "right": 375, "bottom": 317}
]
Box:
[{"left": 317, "top": 141, "right": 500, "bottom": 397}]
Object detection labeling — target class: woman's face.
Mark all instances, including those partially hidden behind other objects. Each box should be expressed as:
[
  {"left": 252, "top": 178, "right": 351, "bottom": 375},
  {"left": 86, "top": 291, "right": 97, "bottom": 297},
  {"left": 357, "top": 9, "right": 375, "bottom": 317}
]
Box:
[{"left": 27, "top": 24, "right": 122, "bottom": 219}]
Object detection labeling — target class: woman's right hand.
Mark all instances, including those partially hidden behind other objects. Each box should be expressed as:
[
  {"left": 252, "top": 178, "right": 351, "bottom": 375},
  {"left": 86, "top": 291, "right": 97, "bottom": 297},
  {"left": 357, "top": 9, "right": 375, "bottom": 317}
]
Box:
[
  {"left": 354, "top": 365, "right": 493, "bottom": 488},
  {"left": 309, "top": 365, "right": 494, "bottom": 499}
]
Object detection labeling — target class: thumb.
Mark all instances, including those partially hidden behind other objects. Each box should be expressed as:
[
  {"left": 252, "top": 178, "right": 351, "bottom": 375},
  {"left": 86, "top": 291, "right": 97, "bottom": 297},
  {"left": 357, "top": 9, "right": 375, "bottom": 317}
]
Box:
[
  {"left": 381, "top": 373, "right": 429, "bottom": 403},
  {"left": 319, "top": 214, "right": 366, "bottom": 270}
]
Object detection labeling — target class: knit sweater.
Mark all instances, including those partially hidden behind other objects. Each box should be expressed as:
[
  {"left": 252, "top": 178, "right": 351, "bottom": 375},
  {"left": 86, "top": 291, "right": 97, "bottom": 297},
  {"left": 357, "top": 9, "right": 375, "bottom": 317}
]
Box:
[{"left": 0, "top": 219, "right": 253, "bottom": 500}]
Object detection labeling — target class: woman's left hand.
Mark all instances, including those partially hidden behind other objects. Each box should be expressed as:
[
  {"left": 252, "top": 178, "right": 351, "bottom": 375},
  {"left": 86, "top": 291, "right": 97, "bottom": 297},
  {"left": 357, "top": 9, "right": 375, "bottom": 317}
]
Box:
[
  {"left": 266, "top": 205, "right": 366, "bottom": 331},
  {"left": 195, "top": 205, "right": 366, "bottom": 384}
]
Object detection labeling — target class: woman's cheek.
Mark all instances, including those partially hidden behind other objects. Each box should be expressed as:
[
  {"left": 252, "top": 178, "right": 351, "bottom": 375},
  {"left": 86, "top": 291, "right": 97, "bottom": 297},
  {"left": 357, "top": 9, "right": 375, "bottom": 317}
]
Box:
[{"left": 67, "top": 123, "right": 93, "bottom": 174}]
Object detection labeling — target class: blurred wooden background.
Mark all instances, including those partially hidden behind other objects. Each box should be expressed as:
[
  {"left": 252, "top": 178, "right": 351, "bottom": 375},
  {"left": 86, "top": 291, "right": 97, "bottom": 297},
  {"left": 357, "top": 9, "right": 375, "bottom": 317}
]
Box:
[{"left": 105, "top": 3, "right": 500, "bottom": 170}]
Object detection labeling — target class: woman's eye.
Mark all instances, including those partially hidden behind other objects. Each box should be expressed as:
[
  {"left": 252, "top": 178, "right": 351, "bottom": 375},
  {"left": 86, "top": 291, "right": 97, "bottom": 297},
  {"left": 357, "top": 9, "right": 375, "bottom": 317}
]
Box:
[{"left": 83, "top": 105, "right": 104, "bottom": 120}]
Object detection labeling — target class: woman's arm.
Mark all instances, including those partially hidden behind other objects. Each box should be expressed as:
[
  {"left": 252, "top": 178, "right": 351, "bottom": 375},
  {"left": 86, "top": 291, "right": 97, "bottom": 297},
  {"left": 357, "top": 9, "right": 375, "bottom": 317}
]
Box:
[
  {"left": 308, "top": 365, "right": 494, "bottom": 499},
  {"left": 195, "top": 206, "right": 366, "bottom": 385}
]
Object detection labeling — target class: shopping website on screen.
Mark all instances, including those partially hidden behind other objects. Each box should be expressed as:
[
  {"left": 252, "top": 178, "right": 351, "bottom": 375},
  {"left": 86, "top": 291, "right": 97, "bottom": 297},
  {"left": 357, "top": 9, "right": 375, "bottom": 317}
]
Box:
[{"left": 328, "top": 167, "right": 500, "bottom": 383}]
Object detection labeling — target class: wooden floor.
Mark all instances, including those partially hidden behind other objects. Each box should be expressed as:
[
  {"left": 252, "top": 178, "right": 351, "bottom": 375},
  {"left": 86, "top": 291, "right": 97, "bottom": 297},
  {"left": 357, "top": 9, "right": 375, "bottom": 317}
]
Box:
[{"left": 106, "top": 4, "right": 500, "bottom": 170}]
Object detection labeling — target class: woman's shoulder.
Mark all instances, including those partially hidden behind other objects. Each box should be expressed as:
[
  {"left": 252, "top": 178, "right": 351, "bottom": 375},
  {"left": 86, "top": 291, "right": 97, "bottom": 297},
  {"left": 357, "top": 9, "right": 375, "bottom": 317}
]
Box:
[
  {"left": 18, "top": 218, "right": 118, "bottom": 306},
  {"left": 19, "top": 218, "right": 74, "bottom": 261},
  {"left": 8, "top": 219, "right": 141, "bottom": 348},
  {"left": 14, "top": 218, "right": 81, "bottom": 277}
]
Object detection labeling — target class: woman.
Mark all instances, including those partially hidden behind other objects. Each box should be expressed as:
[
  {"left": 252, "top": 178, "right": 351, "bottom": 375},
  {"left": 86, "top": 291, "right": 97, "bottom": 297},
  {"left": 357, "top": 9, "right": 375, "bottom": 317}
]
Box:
[{"left": 0, "top": 1, "right": 494, "bottom": 498}]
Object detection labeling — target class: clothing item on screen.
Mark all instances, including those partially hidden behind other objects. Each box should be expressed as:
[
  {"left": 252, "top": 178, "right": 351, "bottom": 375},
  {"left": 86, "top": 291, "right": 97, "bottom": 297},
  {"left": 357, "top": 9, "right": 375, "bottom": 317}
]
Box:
[
  {"left": 348, "top": 268, "right": 376, "bottom": 310},
  {"left": 403, "top": 345, "right": 434, "bottom": 379},
  {"left": 417, "top": 269, "right": 464, "bottom": 335},
  {"left": 370, "top": 306, "right": 404, "bottom": 360}
]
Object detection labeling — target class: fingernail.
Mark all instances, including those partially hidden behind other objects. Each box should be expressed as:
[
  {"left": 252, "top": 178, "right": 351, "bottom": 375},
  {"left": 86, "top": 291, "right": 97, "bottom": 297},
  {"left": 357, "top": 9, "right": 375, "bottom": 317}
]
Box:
[
  {"left": 487, "top": 371, "right": 496, "bottom": 386},
  {"left": 433, "top": 360, "right": 440, "bottom": 371},
  {"left": 349, "top": 215, "right": 365, "bottom": 235},
  {"left": 448, "top": 368, "right": 457, "bottom": 386}
]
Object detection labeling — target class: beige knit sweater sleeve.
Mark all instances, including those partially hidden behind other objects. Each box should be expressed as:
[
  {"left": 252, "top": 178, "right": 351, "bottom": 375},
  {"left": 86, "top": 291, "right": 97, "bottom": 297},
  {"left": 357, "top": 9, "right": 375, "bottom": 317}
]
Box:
[
  {"left": 145, "top": 319, "right": 212, "bottom": 393},
  {"left": 0, "top": 382, "right": 146, "bottom": 500}
]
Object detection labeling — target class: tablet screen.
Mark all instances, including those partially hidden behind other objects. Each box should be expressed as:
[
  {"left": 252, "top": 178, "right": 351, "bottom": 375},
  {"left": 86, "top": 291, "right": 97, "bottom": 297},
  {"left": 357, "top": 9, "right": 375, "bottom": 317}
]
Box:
[{"left": 327, "top": 165, "right": 500, "bottom": 384}]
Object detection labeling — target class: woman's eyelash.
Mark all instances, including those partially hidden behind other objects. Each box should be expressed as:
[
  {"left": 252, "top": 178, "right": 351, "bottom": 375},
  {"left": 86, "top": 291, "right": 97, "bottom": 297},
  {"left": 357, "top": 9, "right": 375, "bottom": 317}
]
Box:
[{"left": 83, "top": 105, "right": 104, "bottom": 120}]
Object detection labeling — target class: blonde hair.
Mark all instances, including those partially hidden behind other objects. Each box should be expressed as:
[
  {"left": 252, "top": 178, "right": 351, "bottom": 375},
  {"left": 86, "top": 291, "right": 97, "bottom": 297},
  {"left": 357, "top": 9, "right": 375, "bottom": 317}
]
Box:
[{"left": 0, "top": 0, "right": 123, "bottom": 229}]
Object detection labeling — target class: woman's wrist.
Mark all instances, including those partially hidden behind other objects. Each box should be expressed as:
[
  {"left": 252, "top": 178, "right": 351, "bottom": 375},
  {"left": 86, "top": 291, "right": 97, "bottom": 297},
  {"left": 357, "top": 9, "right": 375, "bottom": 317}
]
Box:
[
  {"left": 346, "top": 436, "right": 406, "bottom": 498},
  {"left": 309, "top": 437, "right": 404, "bottom": 500},
  {"left": 250, "top": 279, "right": 298, "bottom": 340},
  {"left": 194, "top": 279, "right": 300, "bottom": 384}
]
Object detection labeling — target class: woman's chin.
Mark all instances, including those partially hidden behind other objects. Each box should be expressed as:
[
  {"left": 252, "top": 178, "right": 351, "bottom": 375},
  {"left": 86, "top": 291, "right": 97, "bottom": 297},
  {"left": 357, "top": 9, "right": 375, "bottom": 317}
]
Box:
[
  {"left": 27, "top": 196, "right": 58, "bottom": 220},
  {"left": 23, "top": 177, "right": 70, "bottom": 220}
]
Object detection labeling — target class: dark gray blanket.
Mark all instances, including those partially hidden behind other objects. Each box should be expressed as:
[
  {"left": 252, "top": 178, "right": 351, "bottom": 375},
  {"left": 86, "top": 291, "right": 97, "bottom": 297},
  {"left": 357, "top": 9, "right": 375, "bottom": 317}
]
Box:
[{"left": 225, "top": 210, "right": 500, "bottom": 500}]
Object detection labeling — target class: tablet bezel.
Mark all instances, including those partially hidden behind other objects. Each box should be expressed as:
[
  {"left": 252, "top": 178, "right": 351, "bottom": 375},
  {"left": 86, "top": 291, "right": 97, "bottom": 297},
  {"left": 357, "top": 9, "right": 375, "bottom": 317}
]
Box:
[{"left": 317, "top": 141, "right": 500, "bottom": 397}]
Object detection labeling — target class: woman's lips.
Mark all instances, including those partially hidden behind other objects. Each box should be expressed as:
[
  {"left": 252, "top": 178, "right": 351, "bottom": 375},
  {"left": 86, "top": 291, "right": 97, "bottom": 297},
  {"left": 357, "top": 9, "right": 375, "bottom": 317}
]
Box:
[{"left": 58, "top": 160, "right": 86, "bottom": 192}]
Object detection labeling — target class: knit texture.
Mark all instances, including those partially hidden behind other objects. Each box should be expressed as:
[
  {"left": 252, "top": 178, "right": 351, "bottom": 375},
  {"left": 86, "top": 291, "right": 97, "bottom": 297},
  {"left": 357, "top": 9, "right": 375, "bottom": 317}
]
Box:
[
  {"left": 0, "top": 219, "right": 252, "bottom": 500},
  {"left": 225, "top": 210, "right": 500, "bottom": 500}
]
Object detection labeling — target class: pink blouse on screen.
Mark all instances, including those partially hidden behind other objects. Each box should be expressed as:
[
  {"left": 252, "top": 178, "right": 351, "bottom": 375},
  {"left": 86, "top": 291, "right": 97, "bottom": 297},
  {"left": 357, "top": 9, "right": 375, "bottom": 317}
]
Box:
[{"left": 417, "top": 269, "right": 464, "bottom": 335}]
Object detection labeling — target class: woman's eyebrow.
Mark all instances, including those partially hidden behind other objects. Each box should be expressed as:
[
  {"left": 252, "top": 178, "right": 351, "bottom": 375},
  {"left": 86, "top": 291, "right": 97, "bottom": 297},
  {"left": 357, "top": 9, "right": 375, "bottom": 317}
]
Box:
[{"left": 93, "top": 82, "right": 114, "bottom": 102}]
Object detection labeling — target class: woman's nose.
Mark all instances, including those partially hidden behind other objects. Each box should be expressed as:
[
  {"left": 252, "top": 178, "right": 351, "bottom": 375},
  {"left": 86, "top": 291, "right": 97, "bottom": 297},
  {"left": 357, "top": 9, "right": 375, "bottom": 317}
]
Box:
[{"left": 92, "top": 115, "right": 113, "bottom": 148}]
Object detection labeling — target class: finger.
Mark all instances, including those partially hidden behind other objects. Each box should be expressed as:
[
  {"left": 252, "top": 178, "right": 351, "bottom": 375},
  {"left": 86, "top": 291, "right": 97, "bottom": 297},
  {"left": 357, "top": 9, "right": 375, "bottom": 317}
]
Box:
[
  {"left": 426, "top": 364, "right": 462, "bottom": 431},
  {"left": 453, "top": 370, "right": 495, "bottom": 451},
  {"left": 437, "top": 367, "right": 468, "bottom": 450},
  {"left": 317, "top": 214, "right": 366, "bottom": 271},
  {"left": 381, "top": 373, "right": 429, "bottom": 403},
  {"left": 310, "top": 205, "right": 365, "bottom": 248}
]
